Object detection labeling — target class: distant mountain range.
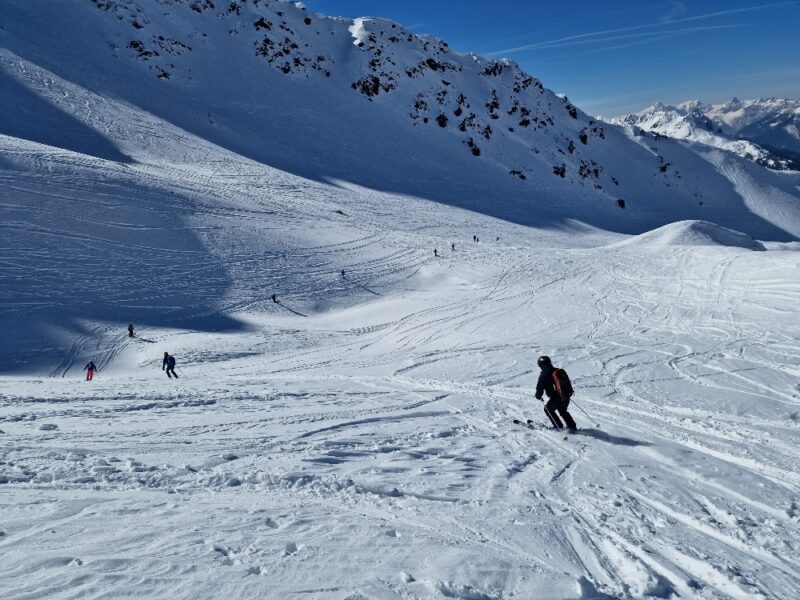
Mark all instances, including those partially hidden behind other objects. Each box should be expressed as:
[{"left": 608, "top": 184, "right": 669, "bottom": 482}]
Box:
[{"left": 608, "top": 98, "right": 800, "bottom": 170}]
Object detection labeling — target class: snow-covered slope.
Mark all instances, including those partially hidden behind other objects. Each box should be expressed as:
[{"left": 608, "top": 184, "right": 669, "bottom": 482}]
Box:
[
  {"left": 610, "top": 220, "right": 766, "bottom": 251},
  {"left": 3, "top": 139, "right": 800, "bottom": 598},
  {"left": 3, "top": 0, "right": 799, "bottom": 371},
  {"left": 2, "top": 2, "right": 800, "bottom": 599},
  {"left": 609, "top": 98, "right": 800, "bottom": 170}
]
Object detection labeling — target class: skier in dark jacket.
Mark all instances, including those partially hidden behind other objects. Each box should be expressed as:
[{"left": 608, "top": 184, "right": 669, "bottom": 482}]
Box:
[
  {"left": 162, "top": 352, "right": 178, "bottom": 379},
  {"left": 128, "top": 323, "right": 135, "bottom": 338},
  {"left": 535, "top": 355, "right": 576, "bottom": 431},
  {"left": 84, "top": 360, "right": 97, "bottom": 381}
]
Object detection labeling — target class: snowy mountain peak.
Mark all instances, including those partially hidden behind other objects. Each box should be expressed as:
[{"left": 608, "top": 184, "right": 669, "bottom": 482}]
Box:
[
  {"left": 609, "top": 96, "right": 800, "bottom": 170},
  {"left": 674, "top": 99, "right": 706, "bottom": 113},
  {"left": 727, "top": 96, "right": 743, "bottom": 107}
]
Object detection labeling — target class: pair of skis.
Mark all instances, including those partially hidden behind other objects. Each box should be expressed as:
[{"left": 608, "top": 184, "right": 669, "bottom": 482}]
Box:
[
  {"left": 512, "top": 418, "right": 547, "bottom": 429},
  {"left": 513, "top": 418, "right": 574, "bottom": 440}
]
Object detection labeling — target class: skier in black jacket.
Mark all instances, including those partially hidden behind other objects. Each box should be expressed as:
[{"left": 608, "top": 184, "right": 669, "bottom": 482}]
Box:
[
  {"left": 162, "top": 352, "right": 178, "bottom": 379},
  {"left": 535, "top": 355, "right": 577, "bottom": 431}
]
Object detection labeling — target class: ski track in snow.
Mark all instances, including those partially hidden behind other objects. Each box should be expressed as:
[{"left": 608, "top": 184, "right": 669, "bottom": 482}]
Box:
[{"left": 2, "top": 57, "right": 800, "bottom": 600}]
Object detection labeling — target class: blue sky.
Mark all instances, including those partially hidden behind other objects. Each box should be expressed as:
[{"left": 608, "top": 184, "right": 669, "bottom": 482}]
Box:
[{"left": 302, "top": 1, "right": 800, "bottom": 115}]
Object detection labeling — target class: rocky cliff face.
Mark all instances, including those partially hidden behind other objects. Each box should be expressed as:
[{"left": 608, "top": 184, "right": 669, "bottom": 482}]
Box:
[{"left": 82, "top": 0, "right": 620, "bottom": 187}]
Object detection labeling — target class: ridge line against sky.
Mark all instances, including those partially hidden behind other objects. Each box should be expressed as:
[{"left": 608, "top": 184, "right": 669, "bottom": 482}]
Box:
[{"left": 303, "top": 0, "right": 800, "bottom": 116}]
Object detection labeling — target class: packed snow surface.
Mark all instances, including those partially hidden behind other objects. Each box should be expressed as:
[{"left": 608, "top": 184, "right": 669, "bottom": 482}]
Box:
[
  {"left": 2, "top": 1, "right": 800, "bottom": 599},
  {"left": 3, "top": 133, "right": 800, "bottom": 600}
]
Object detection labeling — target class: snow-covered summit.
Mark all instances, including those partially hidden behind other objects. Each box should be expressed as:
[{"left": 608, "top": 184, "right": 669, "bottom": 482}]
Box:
[
  {"left": 609, "top": 97, "right": 800, "bottom": 170},
  {"left": 707, "top": 96, "right": 800, "bottom": 129}
]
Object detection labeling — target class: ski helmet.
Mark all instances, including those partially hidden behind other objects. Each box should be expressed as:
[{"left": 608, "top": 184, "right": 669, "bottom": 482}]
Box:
[{"left": 537, "top": 355, "right": 552, "bottom": 369}]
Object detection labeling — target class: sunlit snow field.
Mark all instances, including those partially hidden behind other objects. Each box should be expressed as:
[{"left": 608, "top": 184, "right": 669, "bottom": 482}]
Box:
[{"left": 2, "top": 131, "right": 800, "bottom": 600}]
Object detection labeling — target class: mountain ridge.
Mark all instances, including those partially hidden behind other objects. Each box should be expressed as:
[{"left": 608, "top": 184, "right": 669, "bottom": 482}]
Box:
[{"left": 608, "top": 97, "right": 800, "bottom": 171}]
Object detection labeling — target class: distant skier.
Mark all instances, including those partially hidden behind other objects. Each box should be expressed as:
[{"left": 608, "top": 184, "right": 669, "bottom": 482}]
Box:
[
  {"left": 434, "top": 248, "right": 438, "bottom": 257},
  {"left": 535, "top": 355, "right": 577, "bottom": 432},
  {"left": 341, "top": 269, "right": 346, "bottom": 278},
  {"left": 84, "top": 360, "right": 97, "bottom": 381},
  {"left": 473, "top": 235, "right": 476, "bottom": 242},
  {"left": 162, "top": 352, "right": 178, "bottom": 379},
  {"left": 451, "top": 243, "right": 455, "bottom": 251},
  {"left": 128, "top": 323, "right": 135, "bottom": 338},
  {"left": 271, "top": 293, "right": 278, "bottom": 303}
]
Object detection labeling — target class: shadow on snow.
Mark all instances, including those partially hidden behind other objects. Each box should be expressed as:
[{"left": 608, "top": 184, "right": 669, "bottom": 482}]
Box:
[
  {"left": 0, "top": 69, "right": 133, "bottom": 164},
  {"left": 0, "top": 170, "right": 246, "bottom": 375},
  {"left": 576, "top": 428, "right": 651, "bottom": 447}
]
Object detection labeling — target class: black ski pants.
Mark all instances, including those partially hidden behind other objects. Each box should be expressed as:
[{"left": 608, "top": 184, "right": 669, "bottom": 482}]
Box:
[
  {"left": 165, "top": 366, "right": 178, "bottom": 378},
  {"left": 544, "top": 396, "right": 576, "bottom": 429}
]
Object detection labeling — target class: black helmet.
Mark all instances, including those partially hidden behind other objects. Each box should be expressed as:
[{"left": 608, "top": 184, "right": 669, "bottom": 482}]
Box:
[{"left": 537, "top": 355, "right": 552, "bottom": 369}]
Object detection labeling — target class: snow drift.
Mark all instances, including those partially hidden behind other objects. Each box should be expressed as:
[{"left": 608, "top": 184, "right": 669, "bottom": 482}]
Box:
[{"left": 612, "top": 220, "right": 766, "bottom": 251}]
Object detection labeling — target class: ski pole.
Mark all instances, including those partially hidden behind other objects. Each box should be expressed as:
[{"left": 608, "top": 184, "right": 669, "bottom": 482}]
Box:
[
  {"left": 542, "top": 403, "right": 559, "bottom": 429},
  {"left": 570, "top": 398, "right": 599, "bottom": 427}
]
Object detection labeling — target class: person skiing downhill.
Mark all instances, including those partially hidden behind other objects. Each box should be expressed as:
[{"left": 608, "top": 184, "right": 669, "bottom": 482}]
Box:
[
  {"left": 162, "top": 352, "right": 178, "bottom": 379},
  {"left": 128, "top": 323, "right": 135, "bottom": 338},
  {"left": 84, "top": 360, "right": 97, "bottom": 381},
  {"left": 535, "top": 355, "right": 577, "bottom": 432}
]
